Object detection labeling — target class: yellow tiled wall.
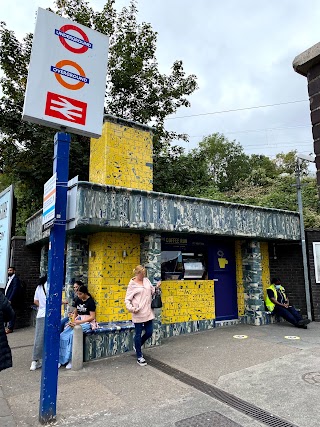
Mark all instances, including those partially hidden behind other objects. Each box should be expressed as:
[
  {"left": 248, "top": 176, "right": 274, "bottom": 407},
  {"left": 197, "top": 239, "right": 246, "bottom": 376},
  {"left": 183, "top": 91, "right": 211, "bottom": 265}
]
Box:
[
  {"left": 89, "top": 119, "right": 153, "bottom": 190},
  {"left": 261, "top": 242, "right": 271, "bottom": 299},
  {"left": 235, "top": 240, "right": 245, "bottom": 316},
  {"left": 161, "top": 280, "right": 215, "bottom": 324},
  {"left": 88, "top": 232, "right": 140, "bottom": 322}
]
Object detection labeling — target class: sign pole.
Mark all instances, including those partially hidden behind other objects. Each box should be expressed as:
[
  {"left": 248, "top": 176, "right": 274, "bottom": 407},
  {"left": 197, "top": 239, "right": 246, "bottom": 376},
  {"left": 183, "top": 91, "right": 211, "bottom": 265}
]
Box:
[{"left": 39, "top": 131, "right": 70, "bottom": 424}]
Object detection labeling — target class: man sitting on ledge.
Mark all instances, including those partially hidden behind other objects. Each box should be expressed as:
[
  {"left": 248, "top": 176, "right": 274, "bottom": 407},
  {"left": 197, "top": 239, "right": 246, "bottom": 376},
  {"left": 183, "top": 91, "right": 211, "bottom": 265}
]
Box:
[{"left": 265, "top": 278, "right": 310, "bottom": 329}]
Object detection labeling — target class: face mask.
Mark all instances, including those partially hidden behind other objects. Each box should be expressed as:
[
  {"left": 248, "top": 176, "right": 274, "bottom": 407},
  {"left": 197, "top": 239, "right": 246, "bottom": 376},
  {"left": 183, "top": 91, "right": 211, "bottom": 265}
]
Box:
[{"left": 275, "top": 285, "right": 281, "bottom": 290}]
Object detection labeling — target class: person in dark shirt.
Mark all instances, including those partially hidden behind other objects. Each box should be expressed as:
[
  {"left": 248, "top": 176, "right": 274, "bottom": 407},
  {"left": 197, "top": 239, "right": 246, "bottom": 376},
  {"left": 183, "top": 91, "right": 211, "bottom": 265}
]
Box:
[
  {"left": 59, "top": 285, "right": 96, "bottom": 369},
  {"left": 265, "top": 278, "right": 310, "bottom": 328},
  {"left": 0, "top": 293, "right": 14, "bottom": 371}
]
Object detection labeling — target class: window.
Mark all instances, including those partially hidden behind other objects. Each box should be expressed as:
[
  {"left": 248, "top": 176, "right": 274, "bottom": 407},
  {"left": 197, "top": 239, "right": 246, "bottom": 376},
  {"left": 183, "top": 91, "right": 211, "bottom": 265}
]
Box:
[{"left": 313, "top": 242, "right": 320, "bottom": 283}]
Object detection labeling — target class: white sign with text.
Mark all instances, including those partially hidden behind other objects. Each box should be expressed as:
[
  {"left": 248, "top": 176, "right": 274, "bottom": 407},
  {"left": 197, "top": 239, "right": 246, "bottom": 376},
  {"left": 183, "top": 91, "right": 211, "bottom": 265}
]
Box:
[
  {"left": 0, "top": 186, "right": 13, "bottom": 288},
  {"left": 42, "top": 174, "right": 57, "bottom": 226}
]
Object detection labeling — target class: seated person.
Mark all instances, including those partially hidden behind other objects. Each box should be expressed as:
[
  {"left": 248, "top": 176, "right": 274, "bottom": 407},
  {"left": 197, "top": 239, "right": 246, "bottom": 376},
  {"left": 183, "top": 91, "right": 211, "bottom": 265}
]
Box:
[
  {"left": 61, "top": 280, "right": 83, "bottom": 331},
  {"left": 265, "top": 278, "right": 310, "bottom": 329},
  {"left": 59, "top": 285, "right": 96, "bottom": 369}
]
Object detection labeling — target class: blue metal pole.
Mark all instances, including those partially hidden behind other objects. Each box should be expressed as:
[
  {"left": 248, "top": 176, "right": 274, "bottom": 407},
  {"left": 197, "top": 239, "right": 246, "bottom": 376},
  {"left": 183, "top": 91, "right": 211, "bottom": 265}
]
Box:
[{"left": 39, "top": 132, "right": 70, "bottom": 424}]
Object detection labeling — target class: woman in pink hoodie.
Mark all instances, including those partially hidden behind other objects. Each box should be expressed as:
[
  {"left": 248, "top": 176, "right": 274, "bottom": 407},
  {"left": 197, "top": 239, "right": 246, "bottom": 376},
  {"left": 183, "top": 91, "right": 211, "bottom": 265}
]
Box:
[{"left": 125, "top": 265, "right": 161, "bottom": 366}]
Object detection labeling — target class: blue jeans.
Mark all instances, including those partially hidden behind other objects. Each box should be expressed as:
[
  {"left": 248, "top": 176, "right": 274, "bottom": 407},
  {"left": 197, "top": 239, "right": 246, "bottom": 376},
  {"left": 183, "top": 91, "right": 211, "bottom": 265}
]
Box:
[
  {"left": 273, "top": 305, "right": 302, "bottom": 326},
  {"left": 134, "top": 320, "right": 153, "bottom": 359}
]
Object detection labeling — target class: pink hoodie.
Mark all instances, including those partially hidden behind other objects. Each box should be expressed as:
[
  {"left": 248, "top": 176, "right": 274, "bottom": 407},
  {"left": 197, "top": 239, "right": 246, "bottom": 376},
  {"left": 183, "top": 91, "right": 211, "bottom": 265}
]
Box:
[{"left": 125, "top": 277, "right": 155, "bottom": 323}]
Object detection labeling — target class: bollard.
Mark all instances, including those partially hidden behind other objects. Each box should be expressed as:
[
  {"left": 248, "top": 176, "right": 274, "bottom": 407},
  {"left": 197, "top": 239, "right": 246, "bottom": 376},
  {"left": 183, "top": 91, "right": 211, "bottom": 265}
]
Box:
[{"left": 71, "top": 325, "right": 83, "bottom": 371}]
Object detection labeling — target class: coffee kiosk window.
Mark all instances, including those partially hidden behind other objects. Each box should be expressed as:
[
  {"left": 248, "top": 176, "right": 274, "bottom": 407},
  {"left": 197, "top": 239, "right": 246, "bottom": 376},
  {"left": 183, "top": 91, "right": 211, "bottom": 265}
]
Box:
[{"left": 161, "top": 251, "right": 206, "bottom": 280}]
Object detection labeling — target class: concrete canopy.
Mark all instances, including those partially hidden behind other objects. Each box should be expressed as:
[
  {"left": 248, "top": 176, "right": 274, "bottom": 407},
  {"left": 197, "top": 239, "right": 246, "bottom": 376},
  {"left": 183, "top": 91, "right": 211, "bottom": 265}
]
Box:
[{"left": 26, "top": 182, "right": 300, "bottom": 245}]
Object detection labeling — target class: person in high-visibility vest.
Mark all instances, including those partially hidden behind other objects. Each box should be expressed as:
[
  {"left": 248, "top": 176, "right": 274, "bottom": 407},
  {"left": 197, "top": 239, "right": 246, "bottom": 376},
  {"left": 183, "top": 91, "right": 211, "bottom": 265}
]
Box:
[{"left": 265, "top": 278, "right": 311, "bottom": 328}]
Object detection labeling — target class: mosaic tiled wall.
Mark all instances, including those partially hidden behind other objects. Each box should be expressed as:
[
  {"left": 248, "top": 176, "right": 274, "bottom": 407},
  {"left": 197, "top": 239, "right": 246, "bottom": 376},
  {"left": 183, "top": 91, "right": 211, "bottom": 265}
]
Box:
[
  {"left": 161, "top": 280, "right": 215, "bottom": 324},
  {"left": 65, "top": 236, "right": 89, "bottom": 303},
  {"left": 260, "top": 242, "right": 271, "bottom": 300},
  {"left": 235, "top": 240, "right": 245, "bottom": 316},
  {"left": 89, "top": 115, "right": 153, "bottom": 190},
  {"left": 40, "top": 244, "right": 48, "bottom": 277},
  {"left": 242, "top": 240, "right": 267, "bottom": 325},
  {"left": 87, "top": 232, "right": 140, "bottom": 322},
  {"left": 140, "top": 234, "right": 161, "bottom": 284}
]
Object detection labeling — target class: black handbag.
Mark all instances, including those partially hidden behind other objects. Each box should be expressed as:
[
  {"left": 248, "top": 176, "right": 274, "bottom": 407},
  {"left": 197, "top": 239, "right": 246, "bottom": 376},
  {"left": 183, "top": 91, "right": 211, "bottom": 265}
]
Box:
[{"left": 151, "top": 291, "right": 162, "bottom": 309}]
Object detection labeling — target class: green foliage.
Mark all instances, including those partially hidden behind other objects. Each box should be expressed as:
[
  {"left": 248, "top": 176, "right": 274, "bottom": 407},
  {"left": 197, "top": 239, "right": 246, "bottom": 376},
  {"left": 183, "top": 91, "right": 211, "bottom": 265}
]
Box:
[{"left": 198, "top": 133, "right": 251, "bottom": 191}]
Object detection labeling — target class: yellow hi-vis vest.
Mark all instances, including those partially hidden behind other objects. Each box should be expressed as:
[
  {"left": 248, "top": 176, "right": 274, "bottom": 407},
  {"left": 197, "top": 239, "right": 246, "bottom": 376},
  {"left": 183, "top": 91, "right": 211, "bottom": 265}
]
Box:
[{"left": 265, "top": 284, "right": 287, "bottom": 312}]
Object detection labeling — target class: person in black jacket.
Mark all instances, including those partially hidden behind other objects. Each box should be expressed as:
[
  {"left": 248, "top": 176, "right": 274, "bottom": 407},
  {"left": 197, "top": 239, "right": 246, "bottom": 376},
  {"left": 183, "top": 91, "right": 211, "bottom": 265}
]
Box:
[
  {"left": 4, "top": 266, "right": 21, "bottom": 333},
  {"left": 0, "top": 293, "right": 14, "bottom": 371}
]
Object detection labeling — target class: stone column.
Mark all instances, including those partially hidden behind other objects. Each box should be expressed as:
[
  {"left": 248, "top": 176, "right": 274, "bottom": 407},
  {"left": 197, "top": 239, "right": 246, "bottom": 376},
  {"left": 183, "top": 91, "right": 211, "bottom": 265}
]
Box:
[
  {"left": 40, "top": 244, "right": 48, "bottom": 276},
  {"left": 140, "top": 233, "right": 162, "bottom": 284},
  {"left": 140, "top": 233, "right": 162, "bottom": 346},
  {"left": 293, "top": 44, "right": 320, "bottom": 194},
  {"left": 241, "top": 240, "right": 266, "bottom": 325},
  {"left": 65, "top": 236, "right": 89, "bottom": 304}
]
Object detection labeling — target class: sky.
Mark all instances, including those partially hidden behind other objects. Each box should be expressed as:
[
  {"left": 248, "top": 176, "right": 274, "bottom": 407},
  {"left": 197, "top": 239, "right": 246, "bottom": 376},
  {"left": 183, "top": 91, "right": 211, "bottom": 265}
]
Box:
[{"left": 1, "top": 0, "right": 320, "bottom": 161}]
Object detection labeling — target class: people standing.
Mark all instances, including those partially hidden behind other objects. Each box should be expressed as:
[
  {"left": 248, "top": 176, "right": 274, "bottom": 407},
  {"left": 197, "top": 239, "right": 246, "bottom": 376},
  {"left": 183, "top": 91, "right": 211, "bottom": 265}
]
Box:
[
  {"left": 59, "top": 285, "right": 96, "bottom": 370},
  {"left": 4, "top": 266, "right": 21, "bottom": 334},
  {"left": 30, "top": 275, "right": 48, "bottom": 371},
  {"left": 125, "top": 265, "right": 161, "bottom": 366},
  {"left": 0, "top": 293, "right": 14, "bottom": 371},
  {"left": 265, "top": 278, "right": 311, "bottom": 328}
]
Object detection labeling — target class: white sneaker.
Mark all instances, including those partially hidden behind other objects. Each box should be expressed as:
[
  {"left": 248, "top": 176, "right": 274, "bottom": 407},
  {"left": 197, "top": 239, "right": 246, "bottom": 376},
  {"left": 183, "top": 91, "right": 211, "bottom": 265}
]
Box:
[
  {"left": 58, "top": 363, "right": 61, "bottom": 368},
  {"left": 66, "top": 362, "right": 72, "bottom": 370},
  {"left": 30, "top": 360, "right": 41, "bottom": 371},
  {"left": 137, "top": 357, "right": 147, "bottom": 366}
]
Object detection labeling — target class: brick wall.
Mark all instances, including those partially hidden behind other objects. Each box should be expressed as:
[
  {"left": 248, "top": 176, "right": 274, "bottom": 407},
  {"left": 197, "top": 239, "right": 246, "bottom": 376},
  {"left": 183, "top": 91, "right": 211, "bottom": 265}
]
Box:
[
  {"left": 306, "top": 230, "right": 320, "bottom": 321},
  {"left": 268, "top": 242, "right": 306, "bottom": 316},
  {"left": 10, "top": 236, "right": 41, "bottom": 328}
]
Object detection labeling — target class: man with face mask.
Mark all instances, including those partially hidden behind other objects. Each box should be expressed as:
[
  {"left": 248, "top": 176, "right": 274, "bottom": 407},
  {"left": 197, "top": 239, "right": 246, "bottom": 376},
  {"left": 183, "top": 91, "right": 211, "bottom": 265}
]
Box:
[
  {"left": 4, "top": 266, "right": 21, "bottom": 333},
  {"left": 265, "top": 278, "right": 310, "bottom": 328}
]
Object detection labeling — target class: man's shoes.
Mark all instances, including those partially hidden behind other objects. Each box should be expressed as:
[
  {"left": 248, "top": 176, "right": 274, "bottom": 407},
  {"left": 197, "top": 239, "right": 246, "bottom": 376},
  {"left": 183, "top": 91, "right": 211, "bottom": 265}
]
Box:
[
  {"left": 66, "top": 362, "right": 72, "bottom": 370},
  {"left": 298, "top": 319, "right": 311, "bottom": 326},
  {"left": 297, "top": 324, "right": 308, "bottom": 329},
  {"left": 137, "top": 357, "right": 147, "bottom": 366},
  {"left": 5, "top": 328, "right": 13, "bottom": 334},
  {"left": 30, "top": 360, "right": 42, "bottom": 371}
]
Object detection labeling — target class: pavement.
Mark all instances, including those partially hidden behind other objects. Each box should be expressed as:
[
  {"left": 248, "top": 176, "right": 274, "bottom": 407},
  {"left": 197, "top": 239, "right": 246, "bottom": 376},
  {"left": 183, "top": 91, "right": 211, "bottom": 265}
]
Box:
[{"left": 1, "top": 321, "right": 320, "bottom": 426}]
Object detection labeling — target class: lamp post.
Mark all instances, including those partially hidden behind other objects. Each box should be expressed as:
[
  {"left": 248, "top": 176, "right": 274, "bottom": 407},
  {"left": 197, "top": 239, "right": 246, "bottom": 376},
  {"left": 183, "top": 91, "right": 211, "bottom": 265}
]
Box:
[{"left": 295, "top": 153, "right": 315, "bottom": 321}]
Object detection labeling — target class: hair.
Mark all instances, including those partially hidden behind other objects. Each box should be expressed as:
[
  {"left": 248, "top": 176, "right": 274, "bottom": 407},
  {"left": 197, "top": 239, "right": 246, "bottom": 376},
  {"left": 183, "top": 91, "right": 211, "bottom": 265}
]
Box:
[
  {"left": 38, "top": 274, "right": 47, "bottom": 286},
  {"left": 77, "top": 285, "right": 91, "bottom": 297},
  {"left": 8, "top": 266, "right": 15, "bottom": 271},
  {"left": 133, "top": 265, "right": 146, "bottom": 276},
  {"left": 74, "top": 280, "right": 84, "bottom": 288},
  {"left": 271, "top": 278, "right": 281, "bottom": 284}
]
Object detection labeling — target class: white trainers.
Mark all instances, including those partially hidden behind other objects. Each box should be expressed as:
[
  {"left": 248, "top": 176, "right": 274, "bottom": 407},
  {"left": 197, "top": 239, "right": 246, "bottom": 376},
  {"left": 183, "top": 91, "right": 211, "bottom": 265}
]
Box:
[
  {"left": 58, "top": 363, "right": 61, "bottom": 368},
  {"left": 66, "top": 362, "right": 72, "bottom": 370},
  {"left": 30, "top": 360, "right": 41, "bottom": 371},
  {"left": 137, "top": 357, "right": 147, "bottom": 366}
]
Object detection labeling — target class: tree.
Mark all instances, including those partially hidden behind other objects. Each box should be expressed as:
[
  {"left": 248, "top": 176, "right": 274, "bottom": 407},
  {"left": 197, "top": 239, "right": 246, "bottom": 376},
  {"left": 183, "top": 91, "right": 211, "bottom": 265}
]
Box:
[
  {"left": 197, "top": 133, "right": 251, "bottom": 191},
  {"left": 153, "top": 146, "right": 209, "bottom": 196},
  {"left": 0, "top": 0, "right": 198, "bottom": 233}
]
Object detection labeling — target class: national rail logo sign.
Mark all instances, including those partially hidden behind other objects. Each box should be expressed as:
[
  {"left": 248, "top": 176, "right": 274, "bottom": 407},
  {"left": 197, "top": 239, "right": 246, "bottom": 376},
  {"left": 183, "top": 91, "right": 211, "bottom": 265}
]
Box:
[
  {"left": 45, "top": 92, "right": 87, "bottom": 125},
  {"left": 22, "top": 8, "right": 109, "bottom": 138}
]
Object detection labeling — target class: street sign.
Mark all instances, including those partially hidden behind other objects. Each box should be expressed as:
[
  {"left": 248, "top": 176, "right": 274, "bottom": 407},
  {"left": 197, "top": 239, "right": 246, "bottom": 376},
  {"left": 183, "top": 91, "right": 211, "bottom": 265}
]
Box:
[
  {"left": 22, "top": 8, "right": 109, "bottom": 138},
  {"left": 0, "top": 186, "right": 14, "bottom": 289},
  {"left": 42, "top": 174, "right": 57, "bottom": 227}
]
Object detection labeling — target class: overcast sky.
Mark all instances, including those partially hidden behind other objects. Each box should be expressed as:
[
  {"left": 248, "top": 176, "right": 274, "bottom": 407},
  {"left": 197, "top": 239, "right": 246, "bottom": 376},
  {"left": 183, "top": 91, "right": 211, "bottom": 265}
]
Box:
[{"left": 2, "top": 0, "right": 320, "bottom": 161}]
